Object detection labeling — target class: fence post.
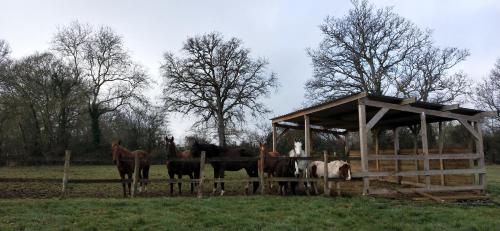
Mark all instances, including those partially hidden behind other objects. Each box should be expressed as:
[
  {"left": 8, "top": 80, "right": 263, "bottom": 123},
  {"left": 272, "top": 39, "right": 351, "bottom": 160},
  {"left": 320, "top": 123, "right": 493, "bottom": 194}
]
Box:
[
  {"left": 131, "top": 153, "right": 140, "bottom": 198},
  {"left": 198, "top": 151, "right": 206, "bottom": 198},
  {"left": 60, "top": 150, "right": 71, "bottom": 198},
  {"left": 323, "top": 151, "right": 330, "bottom": 196},
  {"left": 259, "top": 149, "right": 265, "bottom": 195}
]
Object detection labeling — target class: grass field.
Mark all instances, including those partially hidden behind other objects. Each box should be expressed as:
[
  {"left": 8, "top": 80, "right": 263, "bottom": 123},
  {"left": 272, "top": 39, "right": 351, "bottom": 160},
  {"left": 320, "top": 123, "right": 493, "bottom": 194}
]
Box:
[{"left": 1, "top": 164, "right": 500, "bottom": 230}]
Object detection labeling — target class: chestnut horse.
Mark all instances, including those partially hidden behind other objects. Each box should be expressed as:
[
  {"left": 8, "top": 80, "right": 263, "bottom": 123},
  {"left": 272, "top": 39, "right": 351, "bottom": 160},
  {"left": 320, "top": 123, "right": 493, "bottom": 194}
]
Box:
[
  {"left": 111, "top": 140, "right": 151, "bottom": 197},
  {"left": 258, "top": 143, "right": 281, "bottom": 189},
  {"left": 165, "top": 136, "right": 200, "bottom": 195}
]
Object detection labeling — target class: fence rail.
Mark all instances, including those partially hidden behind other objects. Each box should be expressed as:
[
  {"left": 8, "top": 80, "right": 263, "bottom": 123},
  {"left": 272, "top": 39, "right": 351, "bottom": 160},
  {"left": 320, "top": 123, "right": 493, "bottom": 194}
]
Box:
[{"left": 1, "top": 149, "right": 486, "bottom": 198}]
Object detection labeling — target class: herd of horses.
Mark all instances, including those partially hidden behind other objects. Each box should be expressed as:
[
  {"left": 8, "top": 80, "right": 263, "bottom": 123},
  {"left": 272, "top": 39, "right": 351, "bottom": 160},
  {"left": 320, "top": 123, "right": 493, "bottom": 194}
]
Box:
[{"left": 110, "top": 137, "right": 352, "bottom": 197}]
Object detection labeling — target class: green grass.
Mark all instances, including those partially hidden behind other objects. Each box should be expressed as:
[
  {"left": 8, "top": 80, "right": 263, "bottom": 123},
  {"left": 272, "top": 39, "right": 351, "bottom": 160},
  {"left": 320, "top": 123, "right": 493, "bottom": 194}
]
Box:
[{"left": 1, "top": 165, "right": 500, "bottom": 230}]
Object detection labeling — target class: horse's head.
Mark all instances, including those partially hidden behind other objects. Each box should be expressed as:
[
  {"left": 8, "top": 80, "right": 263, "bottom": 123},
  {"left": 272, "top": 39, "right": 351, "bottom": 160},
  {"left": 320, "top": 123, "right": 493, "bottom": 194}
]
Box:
[
  {"left": 293, "top": 140, "right": 302, "bottom": 156},
  {"left": 165, "top": 136, "right": 176, "bottom": 158},
  {"left": 339, "top": 162, "right": 352, "bottom": 180},
  {"left": 111, "top": 140, "right": 122, "bottom": 165}
]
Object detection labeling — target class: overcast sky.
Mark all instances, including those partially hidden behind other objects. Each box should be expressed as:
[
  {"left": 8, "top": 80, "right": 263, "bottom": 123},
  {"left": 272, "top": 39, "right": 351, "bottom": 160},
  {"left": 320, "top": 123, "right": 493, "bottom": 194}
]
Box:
[{"left": 1, "top": 0, "right": 499, "bottom": 142}]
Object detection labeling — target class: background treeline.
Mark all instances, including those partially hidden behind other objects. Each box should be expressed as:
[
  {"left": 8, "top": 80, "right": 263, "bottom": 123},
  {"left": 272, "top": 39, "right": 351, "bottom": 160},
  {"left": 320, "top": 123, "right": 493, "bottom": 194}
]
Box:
[{"left": 1, "top": 0, "right": 500, "bottom": 165}]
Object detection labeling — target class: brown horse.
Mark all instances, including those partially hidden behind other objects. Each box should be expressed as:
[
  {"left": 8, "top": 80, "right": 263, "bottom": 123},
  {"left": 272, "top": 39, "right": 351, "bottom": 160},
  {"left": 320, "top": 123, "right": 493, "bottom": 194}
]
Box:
[
  {"left": 258, "top": 143, "right": 281, "bottom": 189},
  {"left": 165, "top": 136, "right": 200, "bottom": 195},
  {"left": 111, "top": 140, "right": 151, "bottom": 197}
]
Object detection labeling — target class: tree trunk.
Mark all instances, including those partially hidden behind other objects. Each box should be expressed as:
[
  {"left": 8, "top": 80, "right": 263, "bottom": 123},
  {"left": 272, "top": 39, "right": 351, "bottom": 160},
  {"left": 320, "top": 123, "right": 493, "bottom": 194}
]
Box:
[
  {"left": 89, "top": 107, "right": 101, "bottom": 147},
  {"left": 217, "top": 113, "right": 226, "bottom": 147}
]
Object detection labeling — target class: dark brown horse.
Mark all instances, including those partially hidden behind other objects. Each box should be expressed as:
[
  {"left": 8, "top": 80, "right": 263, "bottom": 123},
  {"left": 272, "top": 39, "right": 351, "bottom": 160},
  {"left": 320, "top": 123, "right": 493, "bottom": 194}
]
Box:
[
  {"left": 111, "top": 140, "right": 151, "bottom": 197},
  {"left": 165, "top": 136, "right": 200, "bottom": 195},
  {"left": 191, "top": 142, "right": 259, "bottom": 196},
  {"left": 258, "top": 143, "right": 281, "bottom": 189}
]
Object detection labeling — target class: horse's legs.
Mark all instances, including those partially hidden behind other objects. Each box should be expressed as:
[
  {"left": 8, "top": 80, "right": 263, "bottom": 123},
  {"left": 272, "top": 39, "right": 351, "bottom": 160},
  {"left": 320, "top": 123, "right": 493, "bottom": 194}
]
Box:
[
  {"left": 212, "top": 167, "right": 219, "bottom": 195},
  {"left": 138, "top": 168, "right": 143, "bottom": 193},
  {"left": 141, "top": 165, "right": 150, "bottom": 192},
  {"left": 219, "top": 169, "right": 225, "bottom": 196},
  {"left": 127, "top": 173, "right": 132, "bottom": 196},
  {"left": 189, "top": 173, "right": 194, "bottom": 194},
  {"left": 268, "top": 172, "right": 274, "bottom": 189},
  {"left": 168, "top": 172, "right": 175, "bottom": 196},
  {"left": 178, "top": 174, "right": 183, "bottom": 195},
  {"left": 291, "top": 181, "right": 297, "bottom": 195},
  {"left": 119, "top": 172, "right": 127, "bottom": 197}
]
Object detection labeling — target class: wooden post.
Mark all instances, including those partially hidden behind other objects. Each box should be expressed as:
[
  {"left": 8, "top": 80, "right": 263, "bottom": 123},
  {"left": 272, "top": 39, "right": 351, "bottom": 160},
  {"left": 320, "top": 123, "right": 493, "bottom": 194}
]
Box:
[
  {"left": 412, "top": 126, "right": 420, "bottom": 184},
  {"left": 344, "top": 133, "right": 350, "bottom": 161},
  {"left": 394, "top": 127, "right": 401, "bottom": 184},
  {"left": 272, "top": 124, "right": 277, "bottom": 153},
  {"left": 420, "top": 112, "right": 430, "bottom": 189},
  {"left": 469, "top": 122, "right": 477, "bottom": 184},
  {"left": 61, "top": 150, "right": 71, "bottom": 197},
  {"left": 475, "top": 122, "right": 486, "bottom": 190},
  {"left": 323, "top": 150, "right": 330, "bottom": 196},
  {"left": 375, "top": 129, "right": 380, "bottom": 175},
  {"left": 259, "top": 148, "right": 265, "bottom": 195},
  {"left": 131, "top": 152, "right": 140, "bottom": 197},
  {"left": 304, "top": 114, "right": 311, "bottom": 195},
  {"left": 438, "top": 122, "right": 445, "bottom": 186},
  {"left": 304, "top": 115, "right": 311, "bottom": 156},
  {"left": 197, "top": 151, "right": 206, "bottom": 198},
  {"left": 358, "top": 101, "right": 369, "bottom": 195}
]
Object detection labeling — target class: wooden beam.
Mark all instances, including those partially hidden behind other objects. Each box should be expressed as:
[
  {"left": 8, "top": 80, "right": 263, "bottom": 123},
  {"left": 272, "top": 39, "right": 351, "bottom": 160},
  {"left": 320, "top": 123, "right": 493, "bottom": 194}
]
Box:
[
  {"left": 358, "top": 101, "right": 369, "bottom": 195},
  {"left": 274, "top": 123, "right": 346, "bottom": 135},
  {"left": 367, "top": 153, "right": 480, "bottom": 160},
  {"left": 400, "top": 97, "right": 416, "bottom": 105},
  {"left": 370, "top": 185, "right": 485, "bottom": 194},
  {"left": 271, "top": 92, "right": 368, "bottom": 123},
  {"left": 366, "top": 108, "right": 390, "bottom": 130},
  {"left": 414, "top": 190, "right": 445, "bottom": 203},
  {"left": 477, "top": 111, "right": 498, "bottom": 117},
  {"left": 421, "top": 112, "right": 431, "bottom": 189},
  {"left": 276, "top": 127, "right": 289, "bottom": 140},
  {"left": 304, "top": 115, "right": 311, "bottom": 156},
  {"left": 440, "top": 104, "right": 459, "bottom": 111},
  {"left": 356, "top": 168, "right": 486, "bottom": 177},
  {"left": 458, "top": 119, "right": 480, "bottom": 140},
  {"left": 362, "top": 98, "right": 478, "bottom": 122}
]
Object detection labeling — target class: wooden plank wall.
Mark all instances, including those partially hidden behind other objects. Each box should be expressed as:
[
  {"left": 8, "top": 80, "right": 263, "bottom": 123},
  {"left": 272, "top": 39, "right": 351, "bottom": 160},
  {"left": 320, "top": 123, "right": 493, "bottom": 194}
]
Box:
[{"left": 349, "top": 148, "right": 474, "bottom": 186}]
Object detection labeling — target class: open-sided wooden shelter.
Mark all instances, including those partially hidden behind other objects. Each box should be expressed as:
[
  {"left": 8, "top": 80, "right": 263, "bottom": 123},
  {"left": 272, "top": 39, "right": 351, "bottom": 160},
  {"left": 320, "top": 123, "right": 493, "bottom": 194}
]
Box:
[{"left": 271, "top": 92, "right": 493, "bottom": 195}]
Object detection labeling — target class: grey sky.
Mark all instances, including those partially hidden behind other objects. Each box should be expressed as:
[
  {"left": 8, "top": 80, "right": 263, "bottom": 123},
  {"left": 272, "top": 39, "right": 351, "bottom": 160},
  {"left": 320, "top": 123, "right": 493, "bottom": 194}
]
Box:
[{"left": 1, "top": 0, "right": 499, "bottom": 142}]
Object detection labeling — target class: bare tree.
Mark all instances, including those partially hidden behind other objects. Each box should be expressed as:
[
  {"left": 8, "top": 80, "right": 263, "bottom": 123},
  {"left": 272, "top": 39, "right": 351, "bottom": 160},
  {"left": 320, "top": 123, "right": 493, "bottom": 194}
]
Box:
[
  {"left": 476, "top": 58, "right": 500, "bottom": 124},
  {"left": 161, "top": 32, "right": 278, "bottom": 147},
  {"left": 0, "top": 39, "right": 10, "bottom": 65},
  {"left": 306, "top": 0, "right": 429, "bottom": 102},
  {"left": 52, "top": 21, "right": 150, "bottom": 146},
  {"left": 396, "top": 45, "right": 470, "bottom": 103}
]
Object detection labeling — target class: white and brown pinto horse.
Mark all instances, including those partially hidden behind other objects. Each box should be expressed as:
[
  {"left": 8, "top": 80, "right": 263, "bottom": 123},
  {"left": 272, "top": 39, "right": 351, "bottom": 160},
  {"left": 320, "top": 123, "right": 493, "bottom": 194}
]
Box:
[
  {"left": 309, "top": 160, "right": 352, "bottom": 195},
  {"left": 289, "top": 141, "right": 312, "bottom": 194}
]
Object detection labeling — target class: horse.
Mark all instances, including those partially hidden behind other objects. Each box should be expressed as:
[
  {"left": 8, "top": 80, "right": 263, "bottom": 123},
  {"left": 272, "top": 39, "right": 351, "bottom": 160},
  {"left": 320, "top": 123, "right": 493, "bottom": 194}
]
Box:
[
  {"left": 274, "top": 157, "right": 298, "bottom": 195},
  {"left": 288, "top": 140, "right": 312, "bottom": 195},
  {"left": 309, "top": 160, "right": 352, "bottom": 195},
  {"left": 111, "top": 140, "right": 151, "bottom": 197},
  {"left": 258, "top": 143, "right": 281, "bottom": 189},
  {"left": 165, "top": 136, "right": 200, "bottom": 195},
  {"left": 191, "top": 142, "right": 259, "bottom": 196}
]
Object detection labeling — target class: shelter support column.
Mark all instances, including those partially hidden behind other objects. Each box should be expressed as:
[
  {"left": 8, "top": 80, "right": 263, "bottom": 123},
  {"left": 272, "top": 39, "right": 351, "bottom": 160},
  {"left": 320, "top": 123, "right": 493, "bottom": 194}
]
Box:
[
  {"left": 394, "top": 127, "right": 401, "bottom": 184},
  {"left": 272, "top": 124, "right": 277, "bottom": 152},
  {"left": 475, "top": 122, "right": 486, "bottom": 190},
  {"left": 438, "top": 122, "right": 445, "bottom": 186},
  {"left": 304, "top": 115, "right": 311, "bottom": 156},
  {"left": 358, "top": 101, "right": 369, "bottom": 195},
  {"left": 420, "top": 112, "right": 430, "bottom": 189}
]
